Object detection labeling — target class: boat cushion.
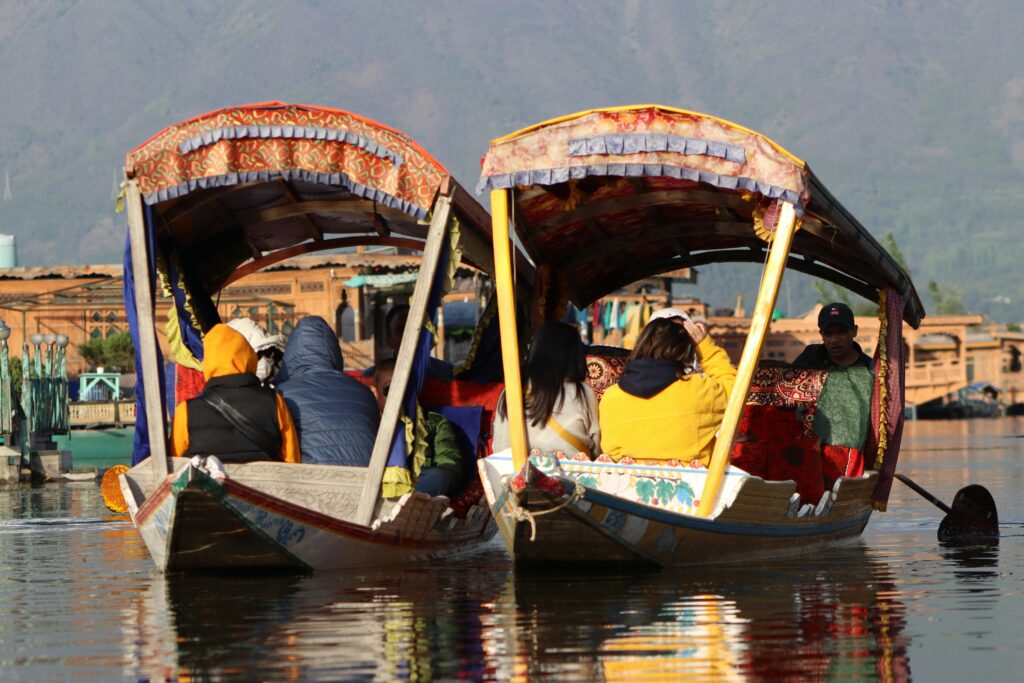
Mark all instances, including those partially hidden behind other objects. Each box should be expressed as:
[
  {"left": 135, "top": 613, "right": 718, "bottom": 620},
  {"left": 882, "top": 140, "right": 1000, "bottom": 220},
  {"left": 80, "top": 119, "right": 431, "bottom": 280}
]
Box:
[
  {"left": 743, "top": 366, "right": 826, "bottom": 436},
  {"left": 421, "top": 378, "right": 504, "bottom": 517},
  {"left": 730, "top": 404, "right": 825, "bottom": 503},
  {"left": 821, "top": 444, "right": 865, "bottom": 489},
  {"left": 585, "top": 353, "right": 629, "bottom": 400}
]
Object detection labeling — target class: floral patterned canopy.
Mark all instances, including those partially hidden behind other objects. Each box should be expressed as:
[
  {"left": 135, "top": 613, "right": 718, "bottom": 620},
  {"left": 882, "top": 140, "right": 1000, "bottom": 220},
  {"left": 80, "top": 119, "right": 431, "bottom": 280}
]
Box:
[
  {"left": 479, "top": 105, "right": 923, "bottom": 327},
  {"left": 125, "top": 102, "right": 490, "bottom": 291}
]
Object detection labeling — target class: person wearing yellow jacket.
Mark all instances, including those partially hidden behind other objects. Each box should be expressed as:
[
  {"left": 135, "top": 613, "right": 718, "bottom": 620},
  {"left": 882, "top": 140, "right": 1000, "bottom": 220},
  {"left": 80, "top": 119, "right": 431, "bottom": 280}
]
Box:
[
  {"left": 171, "top": 323, "right": 300, "bottom": 463},
  {"left": 599, "top": 309, "right": 736, "bottom": 466}
]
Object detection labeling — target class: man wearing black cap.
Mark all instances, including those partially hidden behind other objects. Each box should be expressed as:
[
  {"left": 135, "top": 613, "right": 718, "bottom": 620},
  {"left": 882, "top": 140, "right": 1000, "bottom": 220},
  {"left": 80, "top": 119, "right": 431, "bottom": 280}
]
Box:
[
  {"left": 792, "top": 302, "right": 873, "bottom": 370},
  {"left": 792, "top": 302, "right": 874, "bottom": 466}
]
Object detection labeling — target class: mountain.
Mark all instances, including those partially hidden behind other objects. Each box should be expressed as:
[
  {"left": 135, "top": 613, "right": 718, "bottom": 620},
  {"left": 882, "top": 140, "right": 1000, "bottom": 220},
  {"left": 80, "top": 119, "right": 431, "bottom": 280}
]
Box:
[{"left": 0, "top": 0, "right": 1022, "bottom": 319}]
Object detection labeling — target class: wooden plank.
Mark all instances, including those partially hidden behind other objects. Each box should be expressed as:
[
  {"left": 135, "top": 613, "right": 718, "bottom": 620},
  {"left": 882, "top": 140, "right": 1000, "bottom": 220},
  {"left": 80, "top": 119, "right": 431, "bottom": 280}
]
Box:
[
  {"left": 275, "top": 181, "right": 324, "bottom": 241},
  {"left": 217, "top": 236, "right": 426, "bottom": 289},
  {"left": 236, "top": 198, "right": 409, "bottom": 228},
  {"left": 125, "top": 179, "right": 169, "bottom": 482},
  {"left": 572, "top": 242, "right": 878, "bottom": 308},
  {"left": 716, "top": 503, "right": 791, "bottom": 523},
  {"left": 354, "top": 191, "right": 454, "bottom": 526},
  {"left": 698, "top": 201, "right": 799, "bottom": 517},
  {"left": 162, "top": 183, "right": 258, "bottom": 228},
  {"left": 559, "top": 220, "right": 753, "bottom": 271},
  {"left": 534, "top": 188, "right": 754, "bottom": 238}
]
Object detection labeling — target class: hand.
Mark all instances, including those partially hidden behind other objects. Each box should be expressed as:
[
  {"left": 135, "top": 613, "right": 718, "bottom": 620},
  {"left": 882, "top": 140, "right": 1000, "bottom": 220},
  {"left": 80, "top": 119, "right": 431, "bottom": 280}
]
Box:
[{"left": 683, "top": 319, "right": 708, "bottom": 345}]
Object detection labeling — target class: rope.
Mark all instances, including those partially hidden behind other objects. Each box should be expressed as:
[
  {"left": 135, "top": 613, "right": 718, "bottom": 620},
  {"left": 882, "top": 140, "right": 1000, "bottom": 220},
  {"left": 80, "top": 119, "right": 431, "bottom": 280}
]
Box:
[{"left": 502, "top": 476, "right": 585, "bottom": 541}]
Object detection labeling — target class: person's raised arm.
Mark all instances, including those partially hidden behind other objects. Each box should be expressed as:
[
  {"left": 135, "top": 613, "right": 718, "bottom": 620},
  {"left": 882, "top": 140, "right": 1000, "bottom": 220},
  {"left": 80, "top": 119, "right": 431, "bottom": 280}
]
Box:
[{"left": 684, "top": 320, "right": 736, "bottom": 399}]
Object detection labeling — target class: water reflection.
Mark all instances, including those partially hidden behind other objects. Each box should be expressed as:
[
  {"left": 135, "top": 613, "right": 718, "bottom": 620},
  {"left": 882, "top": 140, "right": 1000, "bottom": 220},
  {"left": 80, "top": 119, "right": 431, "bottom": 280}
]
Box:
[
  {"left": 125, "top": 536, "right": 916, "bottom": 680},
  {"left": 939, "top": 537, "right": 1000, "bottom": 584},
  {"left": 4, "top": 418, "right": 1024, "bottom": 680},
  {"left": 503, "top": 544, "right": 910, "bottom": 681},
  {"left": 132, "top": 553, "right": 510, "bottom": 682}
]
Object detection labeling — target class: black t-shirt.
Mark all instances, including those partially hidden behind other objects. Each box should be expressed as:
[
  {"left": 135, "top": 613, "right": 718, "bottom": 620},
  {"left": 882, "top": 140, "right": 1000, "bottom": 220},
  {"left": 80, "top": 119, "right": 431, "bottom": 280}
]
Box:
[{"left": 791, "top": 342, "right": 874, "bottom": 371}]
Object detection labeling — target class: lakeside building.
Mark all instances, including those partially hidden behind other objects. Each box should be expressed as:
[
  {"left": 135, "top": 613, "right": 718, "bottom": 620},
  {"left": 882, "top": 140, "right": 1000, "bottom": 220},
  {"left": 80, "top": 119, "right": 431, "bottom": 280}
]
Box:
[
  {"left": 711, "top": 307, "right": 1024, "bottom": 408},
  {"left": 0, "top": 249, "right": 488, "bottom": 377},
  {"left": 1, "top": 252, "right": 1018, "bottom": 411}
]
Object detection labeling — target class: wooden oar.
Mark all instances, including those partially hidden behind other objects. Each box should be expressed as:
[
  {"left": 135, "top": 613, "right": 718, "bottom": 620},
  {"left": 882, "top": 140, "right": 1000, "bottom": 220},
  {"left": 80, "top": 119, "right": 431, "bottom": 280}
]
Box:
[{"left": 895, "top": 474, "right": 998, "bottom": 539}]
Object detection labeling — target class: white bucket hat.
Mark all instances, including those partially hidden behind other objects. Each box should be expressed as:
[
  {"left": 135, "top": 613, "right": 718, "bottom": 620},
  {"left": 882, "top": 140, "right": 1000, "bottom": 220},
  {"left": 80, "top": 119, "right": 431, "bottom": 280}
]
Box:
[{"left": 648, "top": 307, "right": 692, "bottom": 323}]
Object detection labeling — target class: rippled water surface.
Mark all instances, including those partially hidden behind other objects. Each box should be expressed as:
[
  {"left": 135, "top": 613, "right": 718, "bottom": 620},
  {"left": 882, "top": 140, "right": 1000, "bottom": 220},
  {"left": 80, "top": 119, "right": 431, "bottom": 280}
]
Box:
[{"left": 1, "top": 419, "right": 1023, "bottom": 681}]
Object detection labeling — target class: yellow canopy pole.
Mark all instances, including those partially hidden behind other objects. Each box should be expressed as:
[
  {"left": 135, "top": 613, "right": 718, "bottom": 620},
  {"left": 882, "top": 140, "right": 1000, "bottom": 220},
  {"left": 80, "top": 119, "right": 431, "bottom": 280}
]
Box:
[
  {"left": 490, "top": 189, "right": 529, "bottom": 471},
  {"left": 696, "top": 201, "right": 798, "bottom": 517}
]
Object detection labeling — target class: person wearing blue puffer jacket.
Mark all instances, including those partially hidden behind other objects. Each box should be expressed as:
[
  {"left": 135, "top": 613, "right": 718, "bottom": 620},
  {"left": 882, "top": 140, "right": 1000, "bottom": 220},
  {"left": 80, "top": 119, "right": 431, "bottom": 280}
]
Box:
[{"left": 276, "top": 316, "right": 380, "bottom": 466}]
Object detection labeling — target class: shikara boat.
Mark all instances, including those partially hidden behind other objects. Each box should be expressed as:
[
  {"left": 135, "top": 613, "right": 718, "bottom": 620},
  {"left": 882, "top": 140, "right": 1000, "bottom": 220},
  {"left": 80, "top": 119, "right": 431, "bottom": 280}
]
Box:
[
  {"left": 118, "top": 102, "right": 499, "bottom": 571},
  {"left": 476, "top": 105, "right": 926, "bottom": 566}
]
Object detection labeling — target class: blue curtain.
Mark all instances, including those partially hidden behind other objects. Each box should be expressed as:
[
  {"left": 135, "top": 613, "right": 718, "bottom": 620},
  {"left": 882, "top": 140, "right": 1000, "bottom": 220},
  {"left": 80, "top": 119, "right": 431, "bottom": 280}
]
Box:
[{"left": 125, "top": 207, "right": 168, "bottom": 466}]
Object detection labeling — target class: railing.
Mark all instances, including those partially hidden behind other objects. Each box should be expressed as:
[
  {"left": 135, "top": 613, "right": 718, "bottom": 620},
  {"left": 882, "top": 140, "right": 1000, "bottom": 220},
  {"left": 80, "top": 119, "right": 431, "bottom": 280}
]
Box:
[
  {"left": 906, "top": 359, "right": 964, "bottom": 387},
  {"left": 69, "top": 401, "right": 135, "bottom": 427}
]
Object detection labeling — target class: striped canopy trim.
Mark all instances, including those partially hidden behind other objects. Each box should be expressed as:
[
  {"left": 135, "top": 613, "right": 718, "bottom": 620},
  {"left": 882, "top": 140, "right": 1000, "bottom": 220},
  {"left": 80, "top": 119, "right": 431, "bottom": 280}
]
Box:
[
  {"left": 567, "top": 133, "right": 746, "bottom": 164},
  {"left": 477, "top": 163, "right": 802, "bottom": 212}
]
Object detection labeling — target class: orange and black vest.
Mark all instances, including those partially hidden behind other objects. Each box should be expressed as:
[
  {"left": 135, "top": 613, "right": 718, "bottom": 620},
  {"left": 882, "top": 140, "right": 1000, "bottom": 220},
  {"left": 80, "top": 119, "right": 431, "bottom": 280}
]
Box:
[{"left": 185, "top": 373, "right": 282, "bottom": 462}]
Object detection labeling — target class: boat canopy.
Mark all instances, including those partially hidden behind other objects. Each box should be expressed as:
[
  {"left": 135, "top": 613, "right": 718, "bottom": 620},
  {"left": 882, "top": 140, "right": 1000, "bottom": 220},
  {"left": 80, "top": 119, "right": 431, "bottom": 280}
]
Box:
[
  {"left": 478, "top": 105, "right": 924, "bottom": 327},
  {"left": 125, "top": 101, "right": 493, "bottom": 292}
]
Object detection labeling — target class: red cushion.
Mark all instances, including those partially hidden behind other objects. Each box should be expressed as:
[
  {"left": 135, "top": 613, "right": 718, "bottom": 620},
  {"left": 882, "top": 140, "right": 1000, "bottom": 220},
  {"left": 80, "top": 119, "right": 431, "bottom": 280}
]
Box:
[
  {"left": 421, "top": 379, "right": 505, "bottom": 457},
  {"left": 821, "top": 445, "right": 865, "bottom": 489},
  {"left": 730, "top": 405, "right": 825, "bottom": 503}
]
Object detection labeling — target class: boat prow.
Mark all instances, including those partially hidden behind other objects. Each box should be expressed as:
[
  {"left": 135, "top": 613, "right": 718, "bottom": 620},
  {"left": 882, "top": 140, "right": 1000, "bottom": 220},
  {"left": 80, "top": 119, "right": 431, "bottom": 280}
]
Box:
[
  {"left": 479, "top": 451, "right": 877, "bottom": 567},
  {"left": 122, "top": 457, "right": 495, "bottom": 572}
]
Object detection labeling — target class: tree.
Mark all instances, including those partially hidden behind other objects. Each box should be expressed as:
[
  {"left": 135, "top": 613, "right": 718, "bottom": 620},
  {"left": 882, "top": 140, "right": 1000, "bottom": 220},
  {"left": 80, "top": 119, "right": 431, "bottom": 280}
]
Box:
[
  {"left": 77, "top": 332, "right": 135, "bottom": 372},
  {"left": 927, "top": 281, "right": 968, "bottom": 316},
  {"left": 814, "top": 232, "right": 911, "bottom": 314}
]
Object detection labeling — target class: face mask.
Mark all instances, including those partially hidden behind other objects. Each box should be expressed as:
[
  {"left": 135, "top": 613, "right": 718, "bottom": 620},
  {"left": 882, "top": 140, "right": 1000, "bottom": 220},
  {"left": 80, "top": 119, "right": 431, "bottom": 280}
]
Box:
[{"left": 256, "top": 348, "right": 282, "bottom": 383}]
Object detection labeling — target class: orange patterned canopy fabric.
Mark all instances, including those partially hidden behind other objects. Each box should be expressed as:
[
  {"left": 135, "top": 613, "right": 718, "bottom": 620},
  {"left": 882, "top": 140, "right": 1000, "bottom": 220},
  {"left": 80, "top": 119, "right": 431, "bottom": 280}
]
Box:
[
  {"left": 479, "top": 106, "right": 810, "bottom": 211},
  {"left": 126, "top": 102, "right": 448, "bottom": 219}
]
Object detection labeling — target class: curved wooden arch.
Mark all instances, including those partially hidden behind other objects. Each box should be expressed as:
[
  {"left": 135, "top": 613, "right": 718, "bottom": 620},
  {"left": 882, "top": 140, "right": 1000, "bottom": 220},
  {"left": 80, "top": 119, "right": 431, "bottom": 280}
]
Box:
[{"left": 216, "top": 236, "right": 425, "bottom": 290}]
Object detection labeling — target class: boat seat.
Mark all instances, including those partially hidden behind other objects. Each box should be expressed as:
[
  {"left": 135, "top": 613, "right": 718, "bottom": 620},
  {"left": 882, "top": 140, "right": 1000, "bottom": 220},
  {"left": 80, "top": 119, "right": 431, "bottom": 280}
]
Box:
[
  {"left": 420, "top": 378, "right": 505, "bottom": 517},
  {"left": 583, "top": 353, "right": 841, "bottom": 501},
  {"left": 348, "top": 372, "right": 504, "bottom": 517}
]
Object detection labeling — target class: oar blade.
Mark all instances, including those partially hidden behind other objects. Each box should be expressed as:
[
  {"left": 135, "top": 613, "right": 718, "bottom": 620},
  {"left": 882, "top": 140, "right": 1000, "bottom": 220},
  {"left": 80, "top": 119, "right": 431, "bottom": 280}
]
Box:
[{"left": 937, "top": 484, "right": 998, "bottom": 540}]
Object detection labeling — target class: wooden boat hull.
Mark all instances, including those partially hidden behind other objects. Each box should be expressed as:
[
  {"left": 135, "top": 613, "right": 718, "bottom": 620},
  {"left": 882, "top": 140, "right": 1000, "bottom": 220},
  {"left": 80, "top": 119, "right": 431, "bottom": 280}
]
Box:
[
  {"left": 122, "top": 458, "right": 496, "bottom": 572},
  {"left": 479, "top": 452, "right": 876, "bottom": 567}
]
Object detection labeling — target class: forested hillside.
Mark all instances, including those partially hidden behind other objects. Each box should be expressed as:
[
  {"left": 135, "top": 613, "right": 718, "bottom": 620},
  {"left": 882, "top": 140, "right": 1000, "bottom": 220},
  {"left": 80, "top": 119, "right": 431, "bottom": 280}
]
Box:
[{"left": 0, "top": 1, "right": 1021, "bottom": 319}]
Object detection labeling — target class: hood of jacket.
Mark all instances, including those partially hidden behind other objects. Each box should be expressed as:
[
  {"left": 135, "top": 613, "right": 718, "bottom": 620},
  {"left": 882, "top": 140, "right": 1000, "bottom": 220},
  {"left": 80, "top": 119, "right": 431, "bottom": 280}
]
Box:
[
  {"left": 227, "top": 316, "right": 285, "bottom": 353},
  {"left": 202, "top": 324, "right": 258, "bottom": 381},
  {"left": 617, "top": 359, "right": 680, "bottom": 398},
  {"left": 279, "top": 316, "right": 343, "bottom": 379}
]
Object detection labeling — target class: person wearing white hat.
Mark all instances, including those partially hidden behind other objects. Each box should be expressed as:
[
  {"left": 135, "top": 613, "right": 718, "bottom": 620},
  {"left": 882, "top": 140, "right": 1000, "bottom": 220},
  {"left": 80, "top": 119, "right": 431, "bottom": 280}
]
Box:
[
  {"left": 227, "top": 317, "right": 286, "bottom": 387},
  {"left": 599, "top": 309, "right": 736, "bottom": 466}
]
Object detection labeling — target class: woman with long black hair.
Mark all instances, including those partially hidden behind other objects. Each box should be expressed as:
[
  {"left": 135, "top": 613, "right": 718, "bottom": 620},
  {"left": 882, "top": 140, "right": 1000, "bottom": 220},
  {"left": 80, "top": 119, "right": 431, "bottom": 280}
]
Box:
[{"left": 492, "top": 321, "right": 600, "bottom": 457}]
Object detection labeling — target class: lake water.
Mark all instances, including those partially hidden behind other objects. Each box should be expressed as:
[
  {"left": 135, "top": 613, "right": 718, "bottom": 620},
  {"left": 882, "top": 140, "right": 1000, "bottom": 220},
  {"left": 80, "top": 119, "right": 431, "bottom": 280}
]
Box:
[{"left": 1, "top": 419, "right": 1022, "bottom": 681}]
